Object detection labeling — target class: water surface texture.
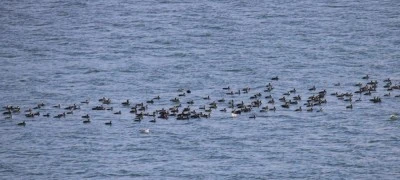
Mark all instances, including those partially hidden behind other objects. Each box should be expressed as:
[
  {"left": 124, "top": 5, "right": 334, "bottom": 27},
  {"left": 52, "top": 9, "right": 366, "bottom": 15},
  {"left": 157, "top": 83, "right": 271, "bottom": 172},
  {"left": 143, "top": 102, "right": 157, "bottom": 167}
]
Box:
[{"left": 1, "top": 0, "right": 400, "bottom": 179}]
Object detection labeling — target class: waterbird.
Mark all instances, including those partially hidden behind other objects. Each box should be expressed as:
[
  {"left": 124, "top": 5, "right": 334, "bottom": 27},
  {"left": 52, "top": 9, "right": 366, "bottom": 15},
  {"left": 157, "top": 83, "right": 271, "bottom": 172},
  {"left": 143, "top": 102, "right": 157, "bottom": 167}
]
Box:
[
  {"left": 235, "top": 90, "right": 241, "bottom": 95},
  {"left": 139, "top": 128, "right": 150, "bottom": 134},
  {"left": 231, "top": 113, "right": 238, "bottom": 118},
  {"left": 33, "top": 104, "right": 41, "bottom": 110},
  {"left": 82, "top": 114, "right": 90, "bottom": 119},
  {"left": 105, "top": 121, "right": 112, "bottom": 125},
  {"left": 370, "top": 97, "right": 381, "bottom": 103},
  {"left": 265, "top": 95, "right": 272, "bottom": 99},
  {"left": 383, "top": 83, "right": 392, "bottom": 88},
  {"left": 17, "top": 121, "right": 26, "bottom": 126},
  {"left": 4, "top": 73, "right": 400, "bottom": 125},
  {"left": 102, "top": 98, "right": 111, "bottom": 104},
  {"left": 3, "top": 110, "right": 11, "bottom": 115},
  {"left": 390, "top": 114, "right": 398, "bottom": 120},
  {"left": 242, "top": 87, "right": 250, "bottom": 93},
  {"left": 83, "top": 119, "right": 90, "bottom": 124},
  {"left": 364, "top": 91, "right": 372, "bottom": 96},
  {"left": 25, "top": 112, "right": 35, "bottom": 118},
  {"left": 344, "top": 97, "right": 352, "bottom": 102},
  {"left": 148, "top": 111, "right": 156, "bottom": 117},
  {"left": 92, "top": 105, "right": 106, "bottom": 111},
  {"left": 134, "top": 117, "right": 142, "bottom": 122},
  {"left": 122, "top": 99, "right": 130, "bottom": 106},
  {"left": 146, "top": 99, "right": 154, "bottom": 104},
  {"left": 281, "top": 103, "right": 289, "bottom": 108},
  {"left": 170, "top": 97, "right": 180, "bottom": 103},
  {"left": 293, "top": 95, "right": 301, "bottom": 100},
  {"left": 289, "top": 100, "right": 298, "bottom": 105},
  {"left": 153, "top": 96, "right": 160, "bottom": 100},
  {"left": 264, "top": 87, "right": 273, "bottom": 92},
  {"left": 269, "top": 106, "right": 276, "bottom": 111},
  {"left": 54, "top": 112, "right": 66, "bottom": 118},
  {"left": 283, "top": 92, "right": 290, "bottom": 96}
]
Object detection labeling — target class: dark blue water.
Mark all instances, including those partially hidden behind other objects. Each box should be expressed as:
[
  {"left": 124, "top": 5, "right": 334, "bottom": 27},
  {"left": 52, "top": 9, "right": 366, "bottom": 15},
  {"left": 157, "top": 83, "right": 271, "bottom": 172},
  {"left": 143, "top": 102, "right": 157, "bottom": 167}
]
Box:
[{"left": 1, "top": 0, "right": 400, "bottom": 179}]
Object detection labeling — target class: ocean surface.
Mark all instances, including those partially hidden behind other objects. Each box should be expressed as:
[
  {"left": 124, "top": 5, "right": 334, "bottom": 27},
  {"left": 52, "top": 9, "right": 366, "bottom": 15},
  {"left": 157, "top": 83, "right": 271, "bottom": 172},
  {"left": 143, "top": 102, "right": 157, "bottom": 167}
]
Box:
[{"left": 1, "top": 0, "right": 400, "bottom": 179}]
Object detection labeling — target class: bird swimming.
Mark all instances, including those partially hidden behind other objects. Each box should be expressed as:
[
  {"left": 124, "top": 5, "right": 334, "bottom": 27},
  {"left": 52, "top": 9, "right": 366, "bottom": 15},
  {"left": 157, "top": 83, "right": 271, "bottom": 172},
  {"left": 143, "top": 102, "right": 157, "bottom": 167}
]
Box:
[
  {"left": 390, "top": 114, "right": 398, "bottom": 120},
  {"left": 17, "top": 121, "right": 26, "bottom": 126},
  {"left": 3, "top": 73, "right": 399, "bottom": 127},
  {"left": 139, "top": 128, "right": 150, "bottom": 134}
]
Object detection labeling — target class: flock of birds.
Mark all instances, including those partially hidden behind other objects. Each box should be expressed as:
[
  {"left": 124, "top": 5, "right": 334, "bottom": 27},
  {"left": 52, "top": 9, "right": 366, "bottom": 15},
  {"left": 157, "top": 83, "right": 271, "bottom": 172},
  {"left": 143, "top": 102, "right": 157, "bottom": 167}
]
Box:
[{"left": 2, "top": 75, "right": 400, "bottom": 133}]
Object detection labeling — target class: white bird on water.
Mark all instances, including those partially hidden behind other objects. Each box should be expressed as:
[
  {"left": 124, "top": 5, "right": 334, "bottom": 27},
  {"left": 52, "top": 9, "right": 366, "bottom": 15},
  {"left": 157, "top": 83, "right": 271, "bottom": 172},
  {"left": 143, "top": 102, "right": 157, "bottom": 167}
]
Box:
[
  {"left": 140, "top": 128, "right": 150, "bottom": 134},
  {"left": 231, "top": 113, "right": 238, "bottom": 118},
  {"left": 389, "top": 114, "right": 398, "bottom": 120}
]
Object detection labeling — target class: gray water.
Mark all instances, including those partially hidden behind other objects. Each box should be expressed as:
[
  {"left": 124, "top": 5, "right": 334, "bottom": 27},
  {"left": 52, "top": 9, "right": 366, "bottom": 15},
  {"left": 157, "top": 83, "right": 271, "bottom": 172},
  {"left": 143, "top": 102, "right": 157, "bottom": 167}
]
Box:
[{"left": 1, "top": 0, "right": 400, "bottom": 179}]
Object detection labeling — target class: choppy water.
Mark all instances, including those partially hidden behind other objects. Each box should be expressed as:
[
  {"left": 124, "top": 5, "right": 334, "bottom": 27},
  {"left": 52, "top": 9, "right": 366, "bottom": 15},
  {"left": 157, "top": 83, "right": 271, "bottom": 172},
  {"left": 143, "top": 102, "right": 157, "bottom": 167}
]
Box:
[{"left": 1, "top": 0, "right": 400, "bottom": 179}]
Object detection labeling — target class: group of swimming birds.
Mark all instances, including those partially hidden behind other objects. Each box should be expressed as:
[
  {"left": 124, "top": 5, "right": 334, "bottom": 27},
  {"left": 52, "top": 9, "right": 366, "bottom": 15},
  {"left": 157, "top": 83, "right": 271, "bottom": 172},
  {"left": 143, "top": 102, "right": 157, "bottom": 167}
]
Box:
[{"left": 2, "top": 75, "right": 400, "bottom": 131}]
